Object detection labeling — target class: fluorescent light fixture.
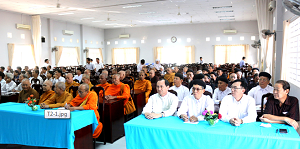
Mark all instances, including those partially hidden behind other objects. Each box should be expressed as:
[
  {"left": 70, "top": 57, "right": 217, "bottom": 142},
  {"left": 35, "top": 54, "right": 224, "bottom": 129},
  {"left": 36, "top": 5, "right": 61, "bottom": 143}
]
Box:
[
  {"left": 220, "top": 18, "right": 235, "bottom": 21},
  {"left": 81, "top": 17, "right": 94, "bottom": 20},
  {"left": 251, "top": 36, "right": 255, "bottom": 40},
  {"left": 139, "top": 12, "right": 156, "bottom": 15},
  {"left": 21, "top": 34, "right": 25, "bottom": 39},
  {"left": 141, "top": 40, "right": 145, "bottom": 43},
  {"left": 218, "top": 16, "right": 234, "bottom": 18},
  {"left": 54, "top": 37, "right": 57, "bottom": 41},
  {"left": 216, "top": 37, "right": 220, "bottom": 41},
  {"left": 158, "top": 39, "right": 161, "bottom": 43},
  {"left": 7, "top": 32, "right": 12, "bottom": 38},
  {"left": 137, "top": 21, "right": 152, "bottom": 23},
  {"left": 285, "top": 9, "right": 287, "bottom": 12},
  {"left": 107, "top": 41, "right": 110, "bottom": 45},
  {"left": 228, "top": 37, "right": 232, "bottom": 41},
  {"left": 187, "top": 38, "right": 191, "bottom": 42},
  {"left": 215, "top": 10, "right": 233, "bottom": 13},
  {"left": 70, "top": 39, "right": 73, "bottom": 42},
  {"left": 105, "top": 23, "right": 118, "bottom": 25},
  {"left": 115, "top": 41, "right": 118, "bottom": 45},
  {"left": 178, "top": 38, "right": 181, "bottom": 42},
  {"left": 62, "top": 38, "right": 65, "bottom": 42},
  {"left": 107, "top": 11, "right": 122, "bottom": 13},
  {"left": 240, "top": 36, "right": 244, "bottom": 41},
  {"left": 124, "top": 41, "right": 127, "bottom": 44},
  {"left": 92, "top": 20, "right": 104, "bottom": 22},
  {"left": 213, "top": 6, "right": 232, "bottom": 9},
  {"left": 206, "top": 37, "right": 210, "bottom": 41},
  {"left": 58, "top": 12, "right": 74, "bottom": 15},
  {"left": 133, "top": 40, "right": 136, "bottom": 44},
  {"left": 167, "top": 39, "right": 171, "bottom": 43},
  {"left": 123, "top": 5, "right": 142, "bottom": 8},
  {"left": 29, "top": 5, "right": 46, "bottom": 10}
]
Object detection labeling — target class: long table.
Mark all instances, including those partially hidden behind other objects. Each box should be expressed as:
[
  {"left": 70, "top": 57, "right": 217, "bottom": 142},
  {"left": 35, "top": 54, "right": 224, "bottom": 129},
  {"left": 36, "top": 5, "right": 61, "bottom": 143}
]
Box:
[
  {"left": 0, "top": 102, "right": 98, "bottom": 149},
  {"left": 124, "top": 115, "right": 300, "bottom": 149}
]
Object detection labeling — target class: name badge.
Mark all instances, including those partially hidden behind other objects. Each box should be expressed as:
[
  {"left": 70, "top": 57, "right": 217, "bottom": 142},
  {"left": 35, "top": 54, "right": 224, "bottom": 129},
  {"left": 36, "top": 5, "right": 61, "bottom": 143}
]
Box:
[{"left": 44, "top": 110, "right": 71, "bottom": 119}]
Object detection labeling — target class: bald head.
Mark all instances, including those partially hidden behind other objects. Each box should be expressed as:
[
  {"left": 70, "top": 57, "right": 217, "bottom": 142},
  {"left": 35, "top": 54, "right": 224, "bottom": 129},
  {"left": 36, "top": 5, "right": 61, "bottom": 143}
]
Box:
[
  {"left": 82, "top": 74, "right": 90, "bottom": 84},
  {"left": 66, "top": 73, "right": 74, "bottom": 84},
  {"left": 43, "top": 80, "right": 53, "bottom": 92},
  {"left": 44, "top": 80, "right": 53, "bottom": 87},
  {"left": 149, "top": 70, "right": 155, "bottom": 78},
  {"left": 118, "top": 71, "right": 125, "bottom": 80},
  {"left": 99, "top": 73, "right": 107, "bottom": 84},
  {"left": 22, "top": 79, "right": 31, "bottom": 91},
  {"left": 112, "top": 74, "right": 120, "bottom": 85}
]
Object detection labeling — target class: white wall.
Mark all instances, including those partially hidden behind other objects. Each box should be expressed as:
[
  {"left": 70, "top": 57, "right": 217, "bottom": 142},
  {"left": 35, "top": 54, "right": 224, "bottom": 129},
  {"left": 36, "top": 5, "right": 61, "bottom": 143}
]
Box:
[
  {"left": 0, "top": 10, "right": 32, "bottom": 68},
  {"left": 104, "top": 21, "right": 259, "bottom": 65}
]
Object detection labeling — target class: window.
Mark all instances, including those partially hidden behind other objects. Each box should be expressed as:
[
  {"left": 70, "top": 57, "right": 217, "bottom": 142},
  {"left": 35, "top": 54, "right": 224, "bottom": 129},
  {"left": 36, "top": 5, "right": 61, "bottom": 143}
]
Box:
[
  {"left": 214, "top": 45, "right": 247, "bottom": 65},
  {"left": 155, "top": 46, "right": 194, "bottom": 65},
  {"left": 12, "top": 44, "right": 36, "bottom": 69},
  {"left": 113, "top": 48, "right": 138, "bottom": 64},
  {"left": 88, "top": 48, "right": 102, "bottom": 62},
  {"left": 57, "top": 47, "right": 78, "bottom": 66}
]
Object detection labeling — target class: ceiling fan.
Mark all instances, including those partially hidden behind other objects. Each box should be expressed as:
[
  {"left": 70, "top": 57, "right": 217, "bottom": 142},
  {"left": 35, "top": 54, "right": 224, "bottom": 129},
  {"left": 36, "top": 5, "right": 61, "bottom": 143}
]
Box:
[
  {"left": 106, "top": 13, "right": 116, "bottom": 21},
  {"left": 261, "top": 29, "right": 276, "bottom": 40},
  {"left": 251, "top": 40, "right": 261, "bottom": 48}
]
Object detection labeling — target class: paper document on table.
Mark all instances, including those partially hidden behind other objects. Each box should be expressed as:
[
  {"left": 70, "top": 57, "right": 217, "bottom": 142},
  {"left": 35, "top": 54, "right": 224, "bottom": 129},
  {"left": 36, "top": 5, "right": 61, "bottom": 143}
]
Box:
[
  {"left": 57, "top": 107, "right": 65, "bottom": 110},
  {"left": 260, "top": 123, "right": 271, "bottom": 128},
  {"left": 184, "top": 121, "right": 199, "bottom": 124}
]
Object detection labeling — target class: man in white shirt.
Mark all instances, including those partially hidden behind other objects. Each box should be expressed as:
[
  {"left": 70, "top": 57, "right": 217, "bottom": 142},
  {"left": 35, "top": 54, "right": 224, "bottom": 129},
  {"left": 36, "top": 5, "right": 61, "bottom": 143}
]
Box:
[
  {"left": 2, "top": 73, "right": 17, "bottom": 92},
  {"left": 31, "top": 69, "right": 44, "bottom": 85},
  {"left": 189, "top": 74, "right": 213, "bottom": 94},
  {"left": 137, "top": 59, "right": 146, "bottom": 72},
  {"left": 177, "top": 80, "right": 214, "bottom": 122},
  {"left": 94, "top": 58, "right": 104, "bottom": 74},
  {"left": 248, "top": 72, "right": 273, "bottom": 105},
  {"left": 169, "top": 73, "right": 190, "bottom": 101},
  {"left": 73, "top": 68, "right": 83, "bottom": 83},
  {"left": 53, "top": 69, "right": 65, "bottom": 85},
  {"left": 219, "top": 79, "right": 257, "bottom": 126},
  {"left": 199, "top": 57, "right": 204, "bottom": 64},
  {"left": 40, "top": 67, "right": 47, "bottom": 77},
  {"left": 213, "top": 77, "right": 231, "bottom": 104},
  {"left": 142, "top": 79, "right": 178, "bottom": 119},
  {"left": 43, "top": 59, "right": 50, "bottom": 67},
  {"left": 154, "top": 59, "right": 162, "bottom": 71},
  {"left": 0, "top": 72, "right": 5, "bottom": 90},
  {"left": 85, "top": 58, "right": 95, "bottom": 70}
]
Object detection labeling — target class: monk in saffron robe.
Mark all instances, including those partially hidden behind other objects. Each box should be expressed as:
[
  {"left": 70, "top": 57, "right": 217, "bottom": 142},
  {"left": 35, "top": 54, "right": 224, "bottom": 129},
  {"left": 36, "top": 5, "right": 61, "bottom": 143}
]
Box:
[
  {"left": 134, "top": 71, "right": 152, "bottom": 103},
  {"left": 40, "top": 82, "right": 73, "bottom": 109},
  {"left": 65, "top": 83, "right": 103, "bottom": 138},
  {"left": 96, "top": 73, "right": 111, "bottom": 90},
  {"left": 164, "top": 67, "right": 175, "bottom": 86},
  {"left": 103, "top": 74, "right": 131, "bottom": 115},
  {"left": 38, "top": 80, "right": 55, "bottom": 105},
  {"left": 18, "top": 79, "right": 39, "bottom": 103},
  {"left": 65, "top": 73, "right": 80, "bottom": 97},
  {"left": 82, "top": 74, "right": 94, "bottom": 91}
]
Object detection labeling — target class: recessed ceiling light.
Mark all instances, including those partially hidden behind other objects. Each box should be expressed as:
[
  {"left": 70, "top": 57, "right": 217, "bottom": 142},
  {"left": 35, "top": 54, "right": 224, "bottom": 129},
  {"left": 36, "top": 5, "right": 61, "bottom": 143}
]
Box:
[
  {"left": 58, "top": 13, "right": 74, "bottom": 15},
  {"left": 141, "top": 40, "right": 145, "bottom": 43},
  {"left": 21, "top": 34, "right": 25, "bottom": 39},
  {"left": 216, "top": 37, "right": 220, "bottom": 41},
  {"left": 70, "top": 39, "right": 73, "bottom": 42},
  {"left": 228, "top": 37, "right": 232, "bottom": 41},
  {"left": 251, "top": 36, "right": 255, "bottom": 40},
  {"left": 77, "top": 8, "right": 96, "bottom": 11},
  {"left": 133, "top": 40, "right": 136, "bottom": 44},
  {"left": 62, "top": 38, "right": 65, "bottom": 42},
  {"left": 54, "top": 37, "right": 57, "bottom": 41},
  {"left": 107, "top": 41, "right": 110, "bottom": 45},
  {"left": 77, "top": 39, "right": 79, "bottom": 43},
  {"left": 105, "top": 23, "right": 118, "bottom": 25},
  {"left": 158, "top": 39, "right": 161, "bottom": 43},
  {"left": 215, "top": 10, "right": 233, "bottom": 13},
  {"left": 124, "top": 41, "right": 127, "bottom": 44},
  {"left": 213, "top": 6, "right": 232, "bottom": 9},
  {"left": 81, "top": 17, "right": 94, "bottom": 20},
  {"left": 139, "top": 12, "right": 156, "bottom": 15},
  {"left": 123, "top": 5, "right": 142, "bottom": 8},
  {"left": 240, "top": 36, "right": 244, "bottom": 41},
  {"left": 92, "top": 20, "right": 104, "bottom": 22},
  {"left": 157, "top": 19, "right": 172, "bottom": 22},
  {"left": 107, "top": 11, "right": 122, "bottom": 13},
  {"left": 115, "top": 41, "right": 118, "bottom": 45},
  {"left": 206, "top": 37, "right": 210, "bottom": 41},
  {"left": 187, "top": 38, "right": 191, "bottom": 42},
  {"left": 218, "top": 16, "right": 234, "bottom": 18},
  {"left": 7, "top": 32, "right": 12, "bottom": 38}
]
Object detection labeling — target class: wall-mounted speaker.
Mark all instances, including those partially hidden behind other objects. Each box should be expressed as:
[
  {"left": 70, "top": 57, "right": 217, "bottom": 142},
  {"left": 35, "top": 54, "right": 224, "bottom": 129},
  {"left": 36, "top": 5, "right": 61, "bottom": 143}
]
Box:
[{"left": 41, "top": 36, "right": 45, "bottom": 43}]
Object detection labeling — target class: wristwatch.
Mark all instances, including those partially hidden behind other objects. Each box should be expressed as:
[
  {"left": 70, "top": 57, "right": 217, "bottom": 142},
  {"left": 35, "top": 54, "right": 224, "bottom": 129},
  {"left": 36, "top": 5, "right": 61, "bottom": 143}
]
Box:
[{"left": 161, "top": 112, "right": 165, "bottom": 118}]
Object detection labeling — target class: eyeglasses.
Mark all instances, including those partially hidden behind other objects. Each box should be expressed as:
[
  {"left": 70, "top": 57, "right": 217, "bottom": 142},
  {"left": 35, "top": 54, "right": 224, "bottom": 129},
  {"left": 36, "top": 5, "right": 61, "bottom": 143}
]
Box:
[
  {"left": 259, "top": 78, "right": 268, "bottom": 82},
  {"left": 231, "top": 86, "right": 243, "bottom": 90},
  {"left": 78, "top": 90, "right": 85, "bottom": 94},
  {"left": 192, "top": 87, "right": 203, "bottom": 91}
]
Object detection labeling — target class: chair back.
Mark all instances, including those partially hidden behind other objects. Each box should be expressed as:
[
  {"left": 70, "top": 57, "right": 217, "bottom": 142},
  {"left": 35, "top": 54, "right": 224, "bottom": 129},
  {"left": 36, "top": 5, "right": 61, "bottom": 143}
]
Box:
[
  {"left": 93, "top": 85, "right": 106, "bottom": 144},
  {"left": 69, "top": 86, "right": 79, "bottom": 98},
  {"left": 168, "top": 90, "right": 177, "bottom": 96},
  {"left": 122, "top": 80, "right": 134, "bottom": 99},
  {"left": 261, "top": 93, "right": 273, "bottom": 113},
  {"left": 203, "top": 91, "right": 212, "bottom": 98},
  {"left": 73, "top": 79, "right": 80, "bottom": 83},
  {"left": 31, "top": 78, "right": 40, "bottom": 85},
  {"left": 32, "top": 84, "right": 43, "bottom": 96}
]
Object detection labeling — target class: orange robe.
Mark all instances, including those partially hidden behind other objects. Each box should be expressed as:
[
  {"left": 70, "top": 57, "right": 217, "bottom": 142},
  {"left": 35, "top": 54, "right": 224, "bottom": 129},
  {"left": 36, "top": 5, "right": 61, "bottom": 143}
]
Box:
[
  {"left": 43, "top": 91, "right": 73, "bottom": 108},
  {"left": 134, "top": 79, "right": 152, "bottom": 103},
  {"left": 88, "top": 82, "right": 93, "bottom": 91},
  {"left": 103, "top": 82, "right": 131, "bottom": 114},
  {"left": 164, "top": 73, "right": 175, "bottom": 84},
  {"left": 69, "top": 91, "right": 103, "bottom": 138},
  {"left": 38, "top": 90, "right": 55, "bottom": 105},
  {"left": 65, "top": 81, "right": 80, "bottom": 97},
  {"left": 96, "top": 82, "right": 111, "bottom": 90}
]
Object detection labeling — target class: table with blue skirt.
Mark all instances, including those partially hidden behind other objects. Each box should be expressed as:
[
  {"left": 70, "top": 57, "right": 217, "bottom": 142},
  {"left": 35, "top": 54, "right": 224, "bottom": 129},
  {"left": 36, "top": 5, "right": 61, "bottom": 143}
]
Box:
[
  {"left": 124, "top": 115, "right": 300, "bottom": 149},
  {"left": 0, "top": 102, "right": 98, "bottom": 149}
]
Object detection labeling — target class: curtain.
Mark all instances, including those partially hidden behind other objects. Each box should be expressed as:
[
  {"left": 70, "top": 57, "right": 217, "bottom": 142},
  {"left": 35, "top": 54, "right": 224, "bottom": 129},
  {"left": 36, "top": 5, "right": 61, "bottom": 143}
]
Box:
[
  {"left": 7, "top": 43, "right": 15, "bottom": 66},
  {"left": 214, "top": 45, "right": 248, "bottom": 64},
  {"left": 281, "top": 20, "right": 290, "bottom": 80},
  {"left": 31, "top": 15, "right": 42, "bottom": 67},
  {"left": 185, "top": 46, "right": 195, "bottom": 63},
  {"left": 255, "top": 0, "right": 273, "bottom": 71},
  {"left": 55, "top": 46, "right": 63, "bottom": 66},
  {"left": 31, "top": 45, "right": 37, "bottom": 65},
  {"left": 99, "top": 48, "right": 103, "bottom": 63},
  {"left": 76, "top": 47, "right": 81, "bottom": 65},
  {"left": 153, "top": 47, "right": 163, "bottom": 62},
  {"left": 112, "top": 47, "right": 139, "bottom": 64},
  {"left": 265, "top": 35, "right": 273, "bottom": 74}
]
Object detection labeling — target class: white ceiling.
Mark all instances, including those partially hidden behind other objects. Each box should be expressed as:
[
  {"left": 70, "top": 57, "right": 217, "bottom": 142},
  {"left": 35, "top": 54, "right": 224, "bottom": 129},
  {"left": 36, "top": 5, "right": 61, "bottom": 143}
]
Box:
[{"left": 0, "top": 0, "right": 257, "bottom": 29}]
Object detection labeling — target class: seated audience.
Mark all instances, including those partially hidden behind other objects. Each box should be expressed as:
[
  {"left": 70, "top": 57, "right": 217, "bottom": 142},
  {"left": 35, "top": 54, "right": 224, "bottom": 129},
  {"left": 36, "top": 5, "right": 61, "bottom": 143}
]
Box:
[
  {"left": 182, "top": 66, "right": 188, "bottom": 78},
  {"left": 248, "top": 72, "right": 273, "bottom": 105},
  {"left": 177, "top": 80, "right": 214, "bottom": 122},
  {"left": 247, "top": 73, "right": 259, "bottom": 91},
  {"left": 65, "top": 73, "right": 80, "bottom": 97},
  {"left": 186, "top": 69, "right": 194, "bottom": 84},
  {"left": 213, "top": 77, "right": 231, "bottom": 104},
  {"left": 53, "top": 69, "right": 65, "bottom": 84},
  {"left": 0, "top": 72, "right": 6, "bottom": 90},
  {"left": 134, "top": 71, "right": 152, "bottom": 103},
  {"left": 40, "top": 67, "right": 47, "bottom": 77},
  {"left": 13, "top": 70, "right": 20, "bottom": 82},
  {"left": 149, "top": 70, "right": 159, "bottom": 83},
  {"left": 38, "top": 80, "right": 55, "bottom": 104},
  {"left": 235, "top": 69, "right": 248, "bottom": 86},
  {"left": 81, "top": 74, "right": 93, "bottom": 91},
  {"left": 96, "top": 73, "right": 111, "bottom": 90},
  {"left": 13, "top": 74, "right": 28, "bottom": 92},
  {"left": 154, "top": 59, "right": 162, "bottom": 70},
  {"left": 137, "top": 59, "right": 146, "bottom": 72},
  {"left": 202, "top": 68, "right": 209, "bottom": 74},
  {"left": 228, "top": 73, "right": 237, "bottom": 88},
  {"left": 31, "top": 69, "right": 43, "bottom": 85},
  {"left": 2, "top": 73, "right": 16, "bottom": 92},
  {"left": 26, "top": 71, "right": 33, "bottom": 82},
  {"left": 260, "top": 80, "right": 299, "bottom": 129},
  {"left": 164, "top": 67, "right": 175, "bottom": 85},
  {"left": 18, "top": 79, "right": 39, "bottom": 103},
  {"left": 169, "top": 73, "right": 190, "bottom": 101},
  {"left": 142, "top": 79, "right": 178, "bottom": 119},
  {"left": 210, "top": 72, "right": 217, "bottom": 88},
  {"left": 173, "top": 66, "right": 179, "bottom": 73},
  {"left": 219, "top": 79, "right": 257, "bottom": 126},
  {"left": 73, "top": 68, "right": 83, "bottom": 83}
]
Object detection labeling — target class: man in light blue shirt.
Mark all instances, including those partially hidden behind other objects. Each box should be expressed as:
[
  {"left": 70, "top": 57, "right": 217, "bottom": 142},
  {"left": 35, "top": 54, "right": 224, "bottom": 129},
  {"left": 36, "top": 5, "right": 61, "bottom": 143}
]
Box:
[{"left": 239, "top": 57, "right": 246, "bottom": 68}]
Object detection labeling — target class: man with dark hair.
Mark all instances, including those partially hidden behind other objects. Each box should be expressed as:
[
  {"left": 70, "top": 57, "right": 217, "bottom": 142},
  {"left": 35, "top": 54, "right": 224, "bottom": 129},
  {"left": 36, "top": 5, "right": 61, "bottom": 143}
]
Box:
[
  {"left": 202, "top": 68, "right": 209, "bottom": 74},
  {"left": 186, "top": 69, "right": 194, "bottom": 83},
  {"left": 85, "top": 58, "right": 95, "bottom": 70},
  {"left": 7, "top": 66, "right": 12, "bottom": 73},
  {"left": 26, "top": 71, "right": 33, "bottom": 82},
  {"left": 73, "top": 68, "right": 82, "bottom": 82},
  {"left": 137, "top": 59, "right": 146, "bottom": 72},
  {"left": 17, "top": 67, "right": 22, "bottom": 74},
  {"left": 32, "top": 69, "right": 43, "bottom": 85},
  {"left": 199, "top": 57, "right": 204, "bottom": 64},
  {"left": 53, "top": 69, "right": 65, "bottom": 84},
  {"left": 24, "top": 66, "right": 29, "bottom": 71},
  {"left": 178, "top": 79, "right": 214, "bottom": 122},
  {"left": 0, "top": 72, "right": 6, "bottom": 90},
  {"left": 234, "top": 69, "right": 248, "bottom": 86},
  {"left": 219, "top": 79, "right": 257, "bottom": 126},
  {"left": 239, "top": 57, "right": 246, "bottom": 68},
  {"left": 170, "top": 73, "right": 189, "bottom": 101},
  {"left": 47, "top": 65, "right": 51, "bottom": 71},
  {"left": 208, "top": 66, "right": 214, "bottom": 73},
  {"left": 247, "top": 73, "right": 259, "bottom": 91},
  {"left": 248, "top": 72, "right": 273, "bottom": 105},
  {"left": 94, "top": 58, "right": 104, "bottom": 74},
  {"left": 44, "top": 59, "right": 50, "bottom": 67},
  {"left": 0, "top": 66, "right": 5, "bottom": 73},
  {"left": 210, "top": 72, "right": 217, "bottom": 88},
  {"left": 40, "top": 67, "right": 47, "bottom": 76},
  {"left": 142, "top": 78, "right": 178, "bottom": 119}
]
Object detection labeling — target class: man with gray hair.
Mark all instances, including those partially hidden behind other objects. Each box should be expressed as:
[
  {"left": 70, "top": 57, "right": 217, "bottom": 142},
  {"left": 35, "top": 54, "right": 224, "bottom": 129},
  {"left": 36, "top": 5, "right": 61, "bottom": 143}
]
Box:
[
  {"left": 18, "top": 79, "right": 39, "bottom": 103},
  {"left": 82, "top": 74, "right": 93, "bottom": 91},
  {"left": 40, "top": 82, "right": 73, "bottom": 109},
  {"left": 13, "top": 74, "right": 28, "bottom": 92},
  {"left": 2, "top": 73, "right": 16, "bottom": 92}
]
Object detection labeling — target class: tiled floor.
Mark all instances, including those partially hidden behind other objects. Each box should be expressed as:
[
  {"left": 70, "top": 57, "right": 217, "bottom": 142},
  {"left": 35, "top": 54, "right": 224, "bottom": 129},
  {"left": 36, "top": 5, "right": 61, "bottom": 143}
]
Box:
[{"left": 95, "top": 136, "right": 126, "bottom": 149}]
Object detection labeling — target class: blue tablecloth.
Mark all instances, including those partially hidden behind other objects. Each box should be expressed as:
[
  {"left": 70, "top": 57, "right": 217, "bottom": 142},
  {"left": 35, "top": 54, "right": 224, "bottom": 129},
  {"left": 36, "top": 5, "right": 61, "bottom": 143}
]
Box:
[
  {"left": 124, "top": 115, "right": 300, "bottom": 149},
  {"left": 0, "top": 102, "right": 98, "bottom": 149}
]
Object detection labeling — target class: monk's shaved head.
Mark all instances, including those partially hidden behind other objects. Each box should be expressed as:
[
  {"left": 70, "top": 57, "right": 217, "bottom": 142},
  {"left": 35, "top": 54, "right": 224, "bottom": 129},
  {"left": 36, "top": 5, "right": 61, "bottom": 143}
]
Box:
[
  {"left": 80, "top": 83, "right": 89, "bottom": 92},
  {"left": 66, "top": 73, "right": 74, "bottom": 84},
  {"left": 44, "top": 80, "right": 53, "bottom": 87},
  {"left": 118, "top": 71, "right": 125, "bottom": 80},
  {"left": 100, "top": 73, "right": 107, "bottom": 79},
  {"left": 112, "top": 74, "right": 120, "bottom": 85}
]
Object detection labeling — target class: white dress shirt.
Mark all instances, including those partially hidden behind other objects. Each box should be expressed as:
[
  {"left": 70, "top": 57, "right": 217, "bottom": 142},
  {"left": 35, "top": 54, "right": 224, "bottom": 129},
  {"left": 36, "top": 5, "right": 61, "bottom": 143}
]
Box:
[
  {"left": 95, "top": 62, "right": 104, "bottom": 72},
  {"left": 0, "top": 79, "right": 6, "bottom": 90},
  {"left": 53, "top": 76, "right": 65, "bottom": 85},
  {"left": 169, "top": 85, "right": 190, "bottom": 101},
  {"left": 248, "top": 85, "right": 273, "bottom": 105},
  {"left": 177, "top": 95, "right": 214, "bottom": 121},
  {"left": 43, "top": 63, "right": 49, "bottom": 67},
  {"left": 73, "top": 74, "right": 82, "bottom": 83},
  {"left": 137, "top": 64, "right": 145, "bottom": 72},
  {"left": 2, "top": 81, "right": 16, "bottom": 92},
  {"left": 154, "top": 64, "right": 162, "bottom": 70},
  {"left": 219, "top": 94, "right": 257, "bottom": 123},
  {"left": 142, "top": 92, "right": 178, "bottom": 117},
  {"left": 85, "top": 63, "right": 95, "bottom": 70},
  {"left": 14, "top": 83, "right": 22, "bottom": 91},
  {"left": 213, "top": 87, "right": 232, "bottom": 104}
]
